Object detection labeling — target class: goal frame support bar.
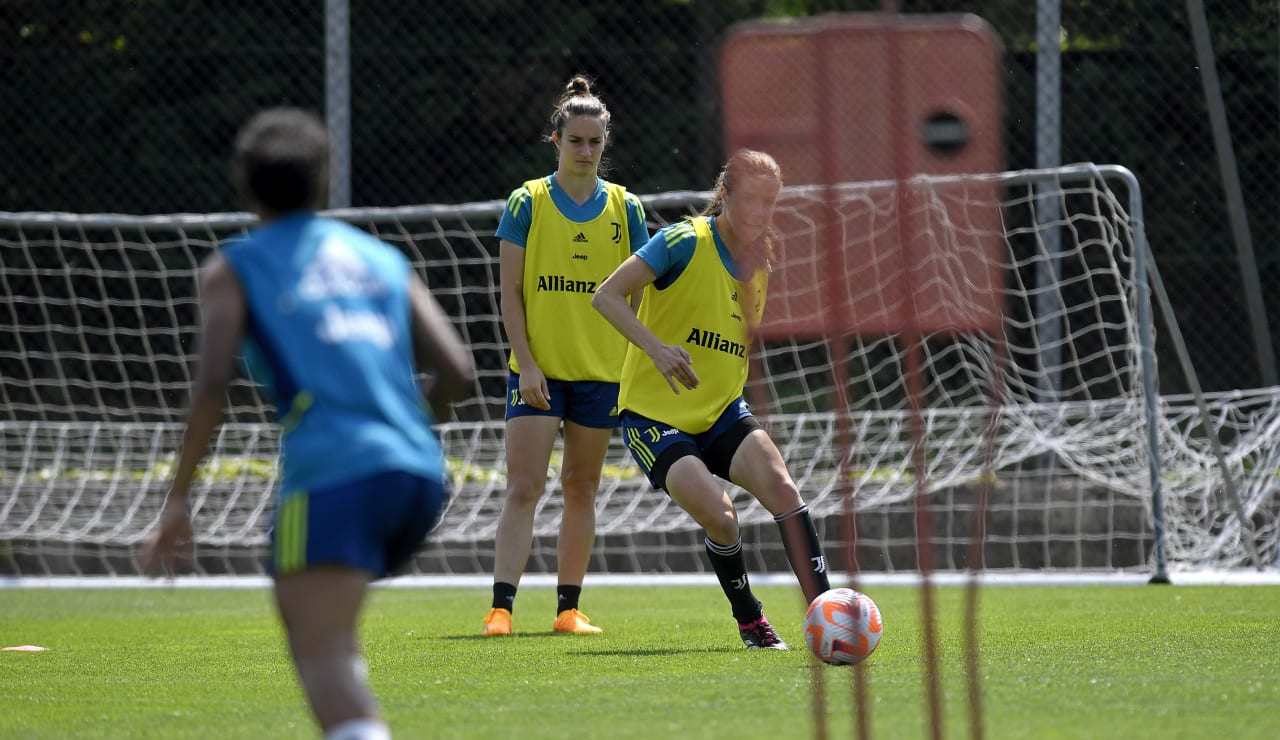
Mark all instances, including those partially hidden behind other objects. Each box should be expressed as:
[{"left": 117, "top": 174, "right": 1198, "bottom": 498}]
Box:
[{"left": 1086, "top": 163, "right": 1260, "bottom": 577}]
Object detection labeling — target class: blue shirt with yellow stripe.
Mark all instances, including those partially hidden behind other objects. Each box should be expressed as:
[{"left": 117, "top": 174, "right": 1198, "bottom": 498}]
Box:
[{"left": 221, "top": 212, "right": 445, "bottom": 495}]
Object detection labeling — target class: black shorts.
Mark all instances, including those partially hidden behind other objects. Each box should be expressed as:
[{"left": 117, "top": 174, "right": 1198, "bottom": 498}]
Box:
[{"left": 620, "top": 398, "right": 762, "bottom": 490}]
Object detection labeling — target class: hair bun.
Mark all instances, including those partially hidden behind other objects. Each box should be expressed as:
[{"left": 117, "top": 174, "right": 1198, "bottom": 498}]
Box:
[{"left": 566, "top": 75, "right": 592, "bottom": 96}]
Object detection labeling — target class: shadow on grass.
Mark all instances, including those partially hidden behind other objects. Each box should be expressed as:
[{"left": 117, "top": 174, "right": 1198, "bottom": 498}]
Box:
[
  {"left": 440, "top": 633, "right": 743, "bottom": 656},
  {"left": 570, "top": 646, "right": 743, "bottom": 657},
  {"left": 440, "top": 631, "right": 599, "bottom": 642}
]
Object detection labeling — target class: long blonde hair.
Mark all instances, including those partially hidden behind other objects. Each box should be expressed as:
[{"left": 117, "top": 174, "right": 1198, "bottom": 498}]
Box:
[{"left": 699, "top": 149, "right": 782, "bottom": 267}]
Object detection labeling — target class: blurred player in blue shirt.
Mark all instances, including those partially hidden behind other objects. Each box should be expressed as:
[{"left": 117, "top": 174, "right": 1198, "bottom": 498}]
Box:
[{"left": 143, "top": 107, "right": 473, "bottom": 740}]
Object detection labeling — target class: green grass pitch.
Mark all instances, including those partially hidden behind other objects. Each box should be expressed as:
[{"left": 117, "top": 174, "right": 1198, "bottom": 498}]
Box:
[{"left": 3, "top": 583, "right": 1278, "bottom": 739}]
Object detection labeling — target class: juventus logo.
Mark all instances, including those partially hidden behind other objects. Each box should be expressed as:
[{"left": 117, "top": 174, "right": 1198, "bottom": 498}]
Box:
[
  {"left": 731, "top": 575, "right": 749, "bottom": 590},
  {"left": 811, "top": 555, "right": 827, "bottom": 574},
  {"left": 611, "top": 222, "right": 622, "bottom": 243}
]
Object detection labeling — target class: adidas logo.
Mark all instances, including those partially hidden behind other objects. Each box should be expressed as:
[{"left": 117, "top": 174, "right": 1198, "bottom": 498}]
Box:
[{"left": 572, "top": 232, "right": 588, "bottom": 243}]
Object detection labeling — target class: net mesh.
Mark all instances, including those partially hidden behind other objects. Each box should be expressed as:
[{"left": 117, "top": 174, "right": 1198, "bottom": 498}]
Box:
[{"left": 2, "top": 165, "right": 1277, "bottom": 577}]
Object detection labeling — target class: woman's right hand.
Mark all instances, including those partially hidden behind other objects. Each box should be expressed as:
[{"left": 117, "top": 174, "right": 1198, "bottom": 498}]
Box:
[
  {"left": 518, "top": 363, "right": 552, "bottom": 410},
  {"left": 648, "top": 344, "right": 699, "bottom": 394},
  {"left": 140, "top": 493, "right": 195, "bottom": 577}
]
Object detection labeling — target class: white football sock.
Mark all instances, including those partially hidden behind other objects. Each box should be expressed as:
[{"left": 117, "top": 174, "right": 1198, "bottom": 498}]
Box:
[{"left": 325, "top": 718, "right": 390, "bottom": 740}]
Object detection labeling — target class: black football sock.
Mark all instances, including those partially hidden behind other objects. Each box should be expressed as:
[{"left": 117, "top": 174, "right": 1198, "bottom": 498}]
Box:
[
  {"left": 556, "top": 584, "right": 582, "bottom": 614},
  {"left": 492, "top": 582, "right": 517, "bottom": 612},
  {"left": 704, "top": 536, "right": 763, "bottom": 624},
  {"left": 775, "top": 504, "right": 831, "bottom": 603}
]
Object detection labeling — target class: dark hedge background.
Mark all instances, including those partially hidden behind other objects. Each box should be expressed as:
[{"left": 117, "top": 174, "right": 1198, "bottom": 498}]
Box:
[{"left": 2, "top": 0, "right": 1277, "bottom": 392}]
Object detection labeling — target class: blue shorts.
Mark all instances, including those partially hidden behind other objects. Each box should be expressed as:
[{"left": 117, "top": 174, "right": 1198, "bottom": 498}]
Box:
[
  {"left": 505, "top": 371, "right": 620, "bottom": 428},
  {"left": 620, "top": 398, "right": 762, "bottom": 491},
  {"left": 268, "top": 470, "right": 448, "bottom": 579}
]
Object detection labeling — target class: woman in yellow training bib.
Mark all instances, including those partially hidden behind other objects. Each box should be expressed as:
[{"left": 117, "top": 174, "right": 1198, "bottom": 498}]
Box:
[
  {"left": 592, "top": 150, "right": 831, "bottom": 650},
  {"left": 482, "top": 75, "right": 649, "bottom": 636}
]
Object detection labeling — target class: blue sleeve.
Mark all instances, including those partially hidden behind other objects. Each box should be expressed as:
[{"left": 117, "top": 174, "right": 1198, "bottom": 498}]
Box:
[
  {"left": 625, "top": 193, "right": 649, "bottom": 254},
  {"left": 495, "top": 186, "right": 533, "bottom": 246},
  {"left": 635, "top": 222, "right": 697, "bottom": 289}
]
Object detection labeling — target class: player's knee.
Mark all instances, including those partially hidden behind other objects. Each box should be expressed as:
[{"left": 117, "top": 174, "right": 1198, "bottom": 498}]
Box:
[
  {"left": 699, "top": 507, "right": 740, "bottom": 544},
  {"left": 286, "top": 616, "right": 355, "bottom": 653},
  {"left": 756, "top": 478, "right": 803, "bottom": 515},
  {"left": 504, "top": 474, "right": 547, "bottom": 504},
  {"left": 559, "top": 469, "right": 601, "bottom": 504}
]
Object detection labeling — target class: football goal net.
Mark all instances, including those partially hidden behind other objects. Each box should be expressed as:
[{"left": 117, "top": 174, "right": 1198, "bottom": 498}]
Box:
[{"left": 2, "top": 164, "right": 1276, "bottom": 579}]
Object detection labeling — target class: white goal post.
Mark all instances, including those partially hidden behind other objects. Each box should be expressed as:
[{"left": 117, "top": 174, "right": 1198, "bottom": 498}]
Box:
[{"left": 1, "top": 164, "right": 1276, "bottom": 580}]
